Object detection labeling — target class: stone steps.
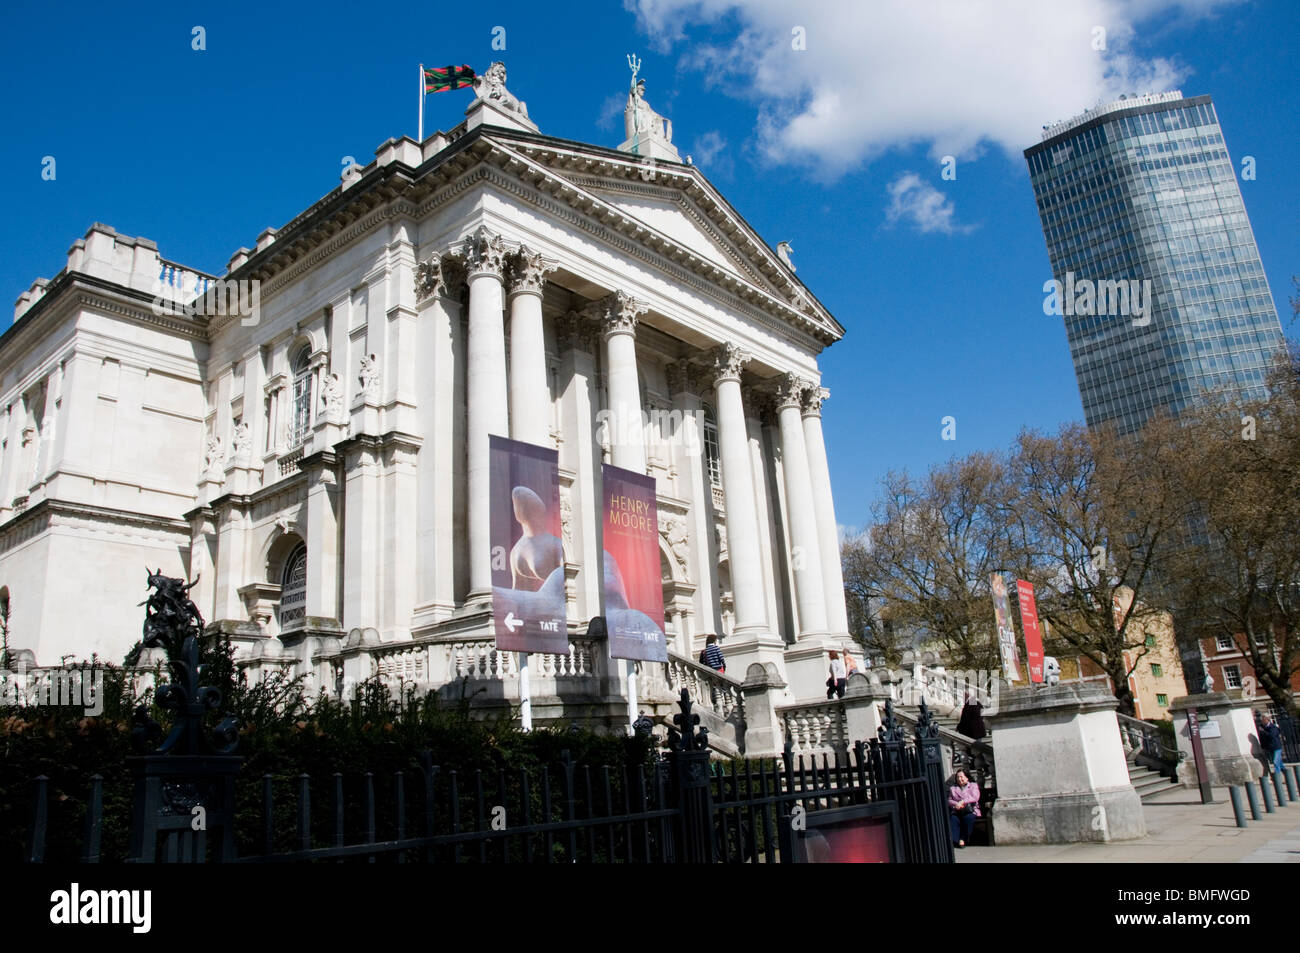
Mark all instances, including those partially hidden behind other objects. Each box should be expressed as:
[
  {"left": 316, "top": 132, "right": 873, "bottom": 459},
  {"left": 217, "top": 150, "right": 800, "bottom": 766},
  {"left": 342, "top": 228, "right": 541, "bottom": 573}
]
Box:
[{"left": 1125, "top": 752, "right": 1179, "bottom": 801}]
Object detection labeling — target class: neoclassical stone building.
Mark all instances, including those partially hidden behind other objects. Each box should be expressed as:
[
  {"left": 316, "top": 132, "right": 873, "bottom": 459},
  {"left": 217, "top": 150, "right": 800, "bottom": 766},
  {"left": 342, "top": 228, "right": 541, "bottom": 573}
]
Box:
[{"left": 0, "top": 67, "right": 851, "bottom": 747}]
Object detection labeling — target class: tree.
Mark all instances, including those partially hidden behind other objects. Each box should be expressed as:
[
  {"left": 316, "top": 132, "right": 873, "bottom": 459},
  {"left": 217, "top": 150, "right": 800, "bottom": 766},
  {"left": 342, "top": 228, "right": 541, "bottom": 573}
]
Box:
[
  {"left": 1005, "top": 420, "right": 1192, "bottom": 715},
  {"left": 1155, "top": 347, "right": 1300, "bottom": 716},
  {"left": 842, "top": 452, "right": 1015, "bottom": 672}
]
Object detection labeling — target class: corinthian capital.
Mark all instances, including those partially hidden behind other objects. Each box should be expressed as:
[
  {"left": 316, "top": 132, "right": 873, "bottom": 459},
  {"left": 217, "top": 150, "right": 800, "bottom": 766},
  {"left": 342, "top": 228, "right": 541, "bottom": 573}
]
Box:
[
  {"left": 461, "top": 227, "right": 508, "bottom": 280},
  {"left": 711, "top": 342, "right": 751, "bottom": 387},
  {"left": 802, "top": 385, "right": 828, "bottom": 417},
  {"left": 586, "top": 291, "right": 647, "bottom": 338},
  {"left": 775, "top": 372, "right": 814, "bottom": 411},
  {"left": 415, "top": 254, "right": 466, "bottom": 301},
  {"left": 554, "top": 309, "right": 599, "bottom": 352},
  {"left": 507, "top": 245, "right": 556, "bottom": 297}
]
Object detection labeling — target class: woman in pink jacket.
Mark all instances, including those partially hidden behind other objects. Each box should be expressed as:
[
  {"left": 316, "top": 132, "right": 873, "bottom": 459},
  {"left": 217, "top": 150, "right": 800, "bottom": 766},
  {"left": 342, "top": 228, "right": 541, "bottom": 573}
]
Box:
[{"left": 948, "top": 769, "right": 981, "bottom": 848}]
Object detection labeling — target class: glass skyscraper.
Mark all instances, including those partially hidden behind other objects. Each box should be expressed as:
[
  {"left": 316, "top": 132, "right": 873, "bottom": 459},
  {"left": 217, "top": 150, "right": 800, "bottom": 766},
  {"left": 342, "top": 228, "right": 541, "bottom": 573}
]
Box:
[{"left": 1025, "top": 91, "right": 1284, "bottom": 432}]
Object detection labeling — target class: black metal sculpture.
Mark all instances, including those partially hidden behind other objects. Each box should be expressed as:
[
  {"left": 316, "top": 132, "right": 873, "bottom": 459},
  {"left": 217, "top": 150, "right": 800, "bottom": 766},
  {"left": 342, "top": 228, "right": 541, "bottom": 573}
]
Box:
[{"left": 133, "top": 570, "right": 237, "bottom": 756}]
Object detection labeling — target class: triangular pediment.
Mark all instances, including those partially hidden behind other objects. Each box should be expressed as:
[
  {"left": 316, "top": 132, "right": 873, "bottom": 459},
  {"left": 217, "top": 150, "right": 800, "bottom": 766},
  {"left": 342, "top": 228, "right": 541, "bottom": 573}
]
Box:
[{"left": 475, "top": 130, "right": 844, "bottom": 344}]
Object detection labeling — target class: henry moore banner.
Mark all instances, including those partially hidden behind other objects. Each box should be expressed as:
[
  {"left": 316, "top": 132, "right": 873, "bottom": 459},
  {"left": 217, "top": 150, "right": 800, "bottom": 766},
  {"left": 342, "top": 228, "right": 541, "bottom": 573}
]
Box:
[
  {"left": 489, "top": 435, "right": 568, "bottom": 654},
  {"left": 990, "top": 573, "right": 1022, "bottom": 682},
  {"left": 601, "top": 464, "right": 667, "bottom": 662}
]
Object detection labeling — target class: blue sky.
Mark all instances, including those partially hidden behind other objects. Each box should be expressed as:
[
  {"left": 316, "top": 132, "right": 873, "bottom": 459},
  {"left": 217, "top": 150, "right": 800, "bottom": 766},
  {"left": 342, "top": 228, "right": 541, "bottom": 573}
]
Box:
[{"left": 2, "top": 0, "right": 1296, "bottom": 531}]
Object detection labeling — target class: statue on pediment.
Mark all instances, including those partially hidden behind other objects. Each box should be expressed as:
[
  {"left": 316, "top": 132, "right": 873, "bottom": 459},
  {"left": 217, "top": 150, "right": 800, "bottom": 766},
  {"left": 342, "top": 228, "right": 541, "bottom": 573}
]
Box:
[
  {"left": 624, "top": 54, "right": 672, "bottom": 148},
  {"left": 474, "top": 61, "right": 529, "bottom": 118}
]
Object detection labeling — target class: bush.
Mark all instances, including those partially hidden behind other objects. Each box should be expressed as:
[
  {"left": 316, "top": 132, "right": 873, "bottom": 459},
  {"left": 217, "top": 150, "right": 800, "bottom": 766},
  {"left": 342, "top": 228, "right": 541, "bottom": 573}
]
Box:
[{"left": 1, "top": 637, "right": 655, "bottom": 862}]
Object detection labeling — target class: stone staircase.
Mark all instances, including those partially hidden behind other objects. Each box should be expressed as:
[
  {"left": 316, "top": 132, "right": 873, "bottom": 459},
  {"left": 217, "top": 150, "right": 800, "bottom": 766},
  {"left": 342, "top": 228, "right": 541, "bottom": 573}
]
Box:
[{"left": 1125, "top": 747, "right": 1179, "bottom": 801}]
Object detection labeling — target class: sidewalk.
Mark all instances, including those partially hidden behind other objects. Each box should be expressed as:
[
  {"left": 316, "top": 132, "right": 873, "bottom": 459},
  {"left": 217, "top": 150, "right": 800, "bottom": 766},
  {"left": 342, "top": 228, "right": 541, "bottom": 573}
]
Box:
[{"left": 957, "top": 784, "right": 1300, "bottom": 863}]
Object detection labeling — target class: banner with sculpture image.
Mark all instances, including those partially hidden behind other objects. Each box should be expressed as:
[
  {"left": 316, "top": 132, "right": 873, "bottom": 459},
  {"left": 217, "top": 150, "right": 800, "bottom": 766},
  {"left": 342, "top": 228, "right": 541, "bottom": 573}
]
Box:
[
  {"left": 601, "top": 464, "right": 667, "bottom": 662},
  {"left": 489, "top": 435, "right": 568, "bottom": 653},
  {"left": 990, "top": 573, "right": 1022, "bottom": 682}
]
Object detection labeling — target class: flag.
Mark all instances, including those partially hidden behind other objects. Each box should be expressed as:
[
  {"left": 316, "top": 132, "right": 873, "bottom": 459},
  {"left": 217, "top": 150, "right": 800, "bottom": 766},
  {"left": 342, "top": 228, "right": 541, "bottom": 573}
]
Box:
[{"left": 424, "top": 65, "right": 476, "bottom": 94}]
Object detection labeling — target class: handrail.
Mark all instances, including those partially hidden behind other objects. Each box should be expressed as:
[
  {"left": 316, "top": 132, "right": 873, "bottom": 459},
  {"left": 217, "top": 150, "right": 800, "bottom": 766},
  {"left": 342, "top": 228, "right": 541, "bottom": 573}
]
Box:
[
  {"left": 1115, "top": 712, "right": 1183, "bottom": 776},
  {"left": 895, "top": 706, "right": 996, "bottom": 795}
]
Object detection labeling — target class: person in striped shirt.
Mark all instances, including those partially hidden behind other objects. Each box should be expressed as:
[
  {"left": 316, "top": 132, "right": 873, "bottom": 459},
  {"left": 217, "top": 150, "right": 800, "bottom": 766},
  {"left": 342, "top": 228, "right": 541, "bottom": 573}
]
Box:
[{"left": 699, "top": 634, "right": 726, "bottom": 674}]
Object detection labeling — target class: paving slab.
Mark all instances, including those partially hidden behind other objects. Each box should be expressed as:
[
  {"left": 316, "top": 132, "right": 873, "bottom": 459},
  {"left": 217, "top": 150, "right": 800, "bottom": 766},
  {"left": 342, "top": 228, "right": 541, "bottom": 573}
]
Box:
[{"left": 956, "top": 785, "right": 1300, "bottom": 863}]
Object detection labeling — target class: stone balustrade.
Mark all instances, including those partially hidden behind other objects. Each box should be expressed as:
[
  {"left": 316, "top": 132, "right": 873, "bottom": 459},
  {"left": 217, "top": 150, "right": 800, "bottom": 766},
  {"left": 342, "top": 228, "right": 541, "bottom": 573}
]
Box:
[
  {"left": 779, "top": 699, "right": 849, "bottom": 758},
  {"left": 665, "top": 653, "right": 742, "bottom": 723}
]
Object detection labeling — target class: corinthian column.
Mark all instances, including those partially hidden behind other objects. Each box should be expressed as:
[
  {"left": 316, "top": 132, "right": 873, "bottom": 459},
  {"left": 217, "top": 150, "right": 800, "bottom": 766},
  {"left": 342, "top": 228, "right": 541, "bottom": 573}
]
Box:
[
  {"left": 463, "top": 228, "right": 509, "bottom": 601},
  {"left": 591, "top": 291, "right": 648, "bottom": 473},
  {"left": 775, "top": 374, "right": 828, "bottom": 637},
  {"left": 711, "top": 344, "right": 768, "bottom": 636},
  {"left": 507, "top": 246, "right": 555, "bottom": 446},
  {"left": 802, "top": 386, "right": 850, "bottom": 636}
]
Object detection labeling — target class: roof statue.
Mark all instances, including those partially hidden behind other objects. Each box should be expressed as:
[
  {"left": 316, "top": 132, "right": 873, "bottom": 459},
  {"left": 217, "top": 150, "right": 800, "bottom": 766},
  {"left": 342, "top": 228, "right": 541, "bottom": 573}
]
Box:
[
  {"left": 619, "top": 54, "right": 680, "bottom": 163},
  {"left": 465, "top": 61, "right": 539, "bottom": 133}
]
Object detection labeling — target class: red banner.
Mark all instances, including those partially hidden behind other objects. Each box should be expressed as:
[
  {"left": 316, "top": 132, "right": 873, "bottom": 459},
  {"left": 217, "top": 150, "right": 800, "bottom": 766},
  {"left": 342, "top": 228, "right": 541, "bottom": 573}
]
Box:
[
  {"left": 1016, "top": 580, "right": 1045, "bottom": 684},
  {"left": 601, "top": 464, "right": 667, "bottom": 662},
  {"left": 489, "top": 435, "right": 568, "bottom": 653}
]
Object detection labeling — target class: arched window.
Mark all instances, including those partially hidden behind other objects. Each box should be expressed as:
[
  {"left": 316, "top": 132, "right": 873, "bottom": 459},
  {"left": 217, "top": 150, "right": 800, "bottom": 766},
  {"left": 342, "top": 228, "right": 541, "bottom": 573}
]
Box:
[
  {"left": 702, "top": 405, "right": 721, "bottom": 487},
  {"left": 288, "top": 346, "right": 314, "bottom": 448},
  {"left": 278, "top": 542, "right": 307, "bottom": 630}
]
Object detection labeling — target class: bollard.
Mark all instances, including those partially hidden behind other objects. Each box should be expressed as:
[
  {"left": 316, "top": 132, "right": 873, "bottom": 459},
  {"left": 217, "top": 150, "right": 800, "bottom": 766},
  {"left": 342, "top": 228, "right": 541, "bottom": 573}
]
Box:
[
  {"left": 1261, "top": 776, "right": 1275, "bottom": 813},
  {"left": 1272, "top": 769, "right": 1287, "bottom": 806},
  {"left": 1285, "top": 766, "right": 1298, "bottom": 802},
  {"left": 1289, "top": 766, "right": 1300, "bottom": 800},
  {"left": 1246, "top": 781, "right": 1263, "bottom": 820},
  {"left": 1228, "top": 786, "right": 1248, "bottom": 828}
]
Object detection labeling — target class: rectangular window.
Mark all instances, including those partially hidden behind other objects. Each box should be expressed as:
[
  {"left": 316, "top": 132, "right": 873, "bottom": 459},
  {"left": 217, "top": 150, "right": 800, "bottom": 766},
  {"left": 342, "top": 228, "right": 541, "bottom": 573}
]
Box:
[
  {"left": 1156, "top": 694, "right": 1168, "bottom": 707},
  {"left": 1216, "top": 634, "right": 1234, "bottom": 651},
  {"left": 1150, "top": 663, "right": 1162, "bottom": 677},
  {"left": 1223, "top": 665, "right": 1242, "bottom": 689},
  {"left": 1144, "top": 634, "right": 1156, "bottom": 648}
]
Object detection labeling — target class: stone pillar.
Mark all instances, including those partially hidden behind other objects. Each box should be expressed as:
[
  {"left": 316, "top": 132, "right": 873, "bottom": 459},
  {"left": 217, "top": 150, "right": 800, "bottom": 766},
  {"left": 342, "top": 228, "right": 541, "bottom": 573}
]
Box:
[
  {"left": 304, "top": 452, "right": 341, "bottom": 626},
  {"left": 592, "top": 291, "right": 648, "bottom": 473},
  {"left": 666, "top": 361, "right": 718, "bottom": 648},
  {"left": 341, "top": 438, "right": 380, "bottom": 629},
  {"left": 413, "top": 255, "right": 463, "bottom": 621},
  {"left": 775, "top": 374, "right": 828, "bottom": 638},
  {"left": 842, "top": 672, "right": 889, "bottom": 745},
  {"left": 506, "top": 247, "right": 555, "bottom": 446},
  {"left": 740, "top": 662, "right": 789, "bottom": 758},
  {"left": 1169, "top": 692, "right": 1264, "bottom": 787},
  {"left": 710, "top": 344, "right": 784, "bottom": 677},
  {"left": 463, "top": 228, "right": 509, "bottom": 602},
  {"left": 802, "top": 387, "right": 850, "bottom": 637},
  {"left": 985, "top": 683, "right": 1146, "bottom": 844},
  {"left": 555, "top": 312, "right": 601, "bottom": 620}
]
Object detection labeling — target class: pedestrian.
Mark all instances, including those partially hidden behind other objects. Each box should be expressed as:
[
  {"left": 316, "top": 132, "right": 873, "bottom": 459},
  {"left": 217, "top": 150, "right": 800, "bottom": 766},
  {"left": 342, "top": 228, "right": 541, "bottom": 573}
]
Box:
[
  {"left": 948, "top": 769, "right": 981, "bottom": 848},
  {"left": 1260, "top": 712, "right": 1284, "bottom": 776},
  {"left": 699, "top": 634, "right": 725, "bottom": 674},
  {"left": 827, "top": 650, "right": 847, "bottom": 699},
  {"left": 843, "top": 648, "right": 859, "bottom": 676},
  {"left": 956, "top": 694, "right": 987, "bottom": 740}
]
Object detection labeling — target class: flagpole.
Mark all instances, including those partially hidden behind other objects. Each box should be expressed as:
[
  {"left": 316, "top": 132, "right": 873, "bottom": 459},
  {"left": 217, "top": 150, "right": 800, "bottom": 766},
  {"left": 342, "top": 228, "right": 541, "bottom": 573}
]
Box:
[{"left": 418, "top": 62, "right": 424, "bottom": 143}]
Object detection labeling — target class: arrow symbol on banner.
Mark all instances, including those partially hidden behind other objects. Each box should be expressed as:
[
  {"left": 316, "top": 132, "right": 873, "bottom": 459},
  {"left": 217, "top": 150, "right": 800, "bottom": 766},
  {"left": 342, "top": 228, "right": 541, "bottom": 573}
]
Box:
[{"left": 504, "top": 612, "right": 522, "bottom": 633}]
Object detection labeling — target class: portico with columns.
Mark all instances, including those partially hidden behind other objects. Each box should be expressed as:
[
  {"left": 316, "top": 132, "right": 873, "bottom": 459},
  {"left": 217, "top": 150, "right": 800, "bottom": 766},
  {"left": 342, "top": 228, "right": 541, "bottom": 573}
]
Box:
[{"left": 0, "top": 62, "right": 853, "bottom": 751}]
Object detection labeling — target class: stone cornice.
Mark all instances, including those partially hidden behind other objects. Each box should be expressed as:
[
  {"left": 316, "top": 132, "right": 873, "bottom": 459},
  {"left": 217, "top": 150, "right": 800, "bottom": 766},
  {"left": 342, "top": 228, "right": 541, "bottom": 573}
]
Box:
[{"left": 0, "top": 497, "right": 190, "bottom": 557}]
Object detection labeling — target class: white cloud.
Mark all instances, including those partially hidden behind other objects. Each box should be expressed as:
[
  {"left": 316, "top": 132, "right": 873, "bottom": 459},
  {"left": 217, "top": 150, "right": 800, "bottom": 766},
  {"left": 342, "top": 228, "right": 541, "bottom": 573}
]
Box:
[
  {"left": 689, "top": 129, "right": 734, "bottom": 177},
  {"left": 627, "top": 0, "right": 1243, "bottom": 177},
  {"left": 596, "top": 92, "right": 626, "bottom": 131},
  {"left": 884, "top": 172, "right": 974, "bottom": 235}
]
